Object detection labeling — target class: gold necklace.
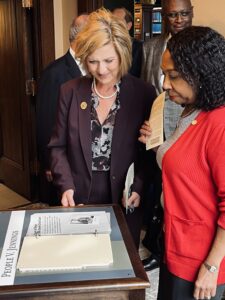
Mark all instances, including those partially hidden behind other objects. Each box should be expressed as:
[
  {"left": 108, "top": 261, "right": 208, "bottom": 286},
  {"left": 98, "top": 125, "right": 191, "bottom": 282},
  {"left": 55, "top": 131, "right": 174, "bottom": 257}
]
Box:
[{"left": 181, "top": 107, "right": 196, "bottom": 118}]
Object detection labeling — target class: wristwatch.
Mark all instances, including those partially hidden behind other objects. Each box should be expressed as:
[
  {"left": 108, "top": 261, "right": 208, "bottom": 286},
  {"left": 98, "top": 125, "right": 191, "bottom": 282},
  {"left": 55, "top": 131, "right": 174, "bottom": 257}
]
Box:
[{"left": 203, "top": 262, "right": 218, "bottom": 273}]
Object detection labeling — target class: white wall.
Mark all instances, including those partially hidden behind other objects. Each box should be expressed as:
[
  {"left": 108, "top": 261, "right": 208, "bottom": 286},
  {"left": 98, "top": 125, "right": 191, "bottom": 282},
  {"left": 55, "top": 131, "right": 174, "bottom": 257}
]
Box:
[
  {"left": 192, "top": 0, "right": 225, "bottom": 37},
  {"left": 53, "top": 0, "right": 78, "bottom": 59}
]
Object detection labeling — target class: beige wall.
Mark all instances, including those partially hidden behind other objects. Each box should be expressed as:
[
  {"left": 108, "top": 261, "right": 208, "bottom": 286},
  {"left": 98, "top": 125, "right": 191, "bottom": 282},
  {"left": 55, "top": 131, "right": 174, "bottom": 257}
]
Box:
[
  {"left": 53, "top": 0, "right": 225, "bottom": 58},
  {"left": 192, "top": 0, "right": 225, "bottom": 37},
  {"left": 53, "top": 0, "right": 78, "bottom": 59}
]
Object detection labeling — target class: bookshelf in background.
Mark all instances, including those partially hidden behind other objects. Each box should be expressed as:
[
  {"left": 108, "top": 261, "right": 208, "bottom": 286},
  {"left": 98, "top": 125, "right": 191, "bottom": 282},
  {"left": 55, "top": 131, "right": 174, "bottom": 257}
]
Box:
[
  {"left": 134, "top": 3, "right": 142, "bottom": 40},
  {"left": 152, "top": 7, "right": 162, "bottom": 36},
  {"left": 134, "top": 2, "right": 162, "bottom": 41}
]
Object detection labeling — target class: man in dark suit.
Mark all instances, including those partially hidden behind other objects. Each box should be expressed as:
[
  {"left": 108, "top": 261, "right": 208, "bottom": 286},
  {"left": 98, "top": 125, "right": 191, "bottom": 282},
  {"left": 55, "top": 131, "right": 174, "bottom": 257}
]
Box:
[
  {"left": 112, "top": 7, "right": 143, "bottom": 78},
  {"left": 36, "top": 14, "right": 88, "bottom": 205}
]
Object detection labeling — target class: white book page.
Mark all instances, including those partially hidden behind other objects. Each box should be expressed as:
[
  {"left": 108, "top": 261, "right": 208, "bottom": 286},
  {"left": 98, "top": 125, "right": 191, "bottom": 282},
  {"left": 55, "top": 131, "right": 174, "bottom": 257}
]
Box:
[
  {"left": 17, "top": 234, "right": 113, "bottom": 272},
  {"left": 26, "top": 211, "right": 111, "bottom": 236}
]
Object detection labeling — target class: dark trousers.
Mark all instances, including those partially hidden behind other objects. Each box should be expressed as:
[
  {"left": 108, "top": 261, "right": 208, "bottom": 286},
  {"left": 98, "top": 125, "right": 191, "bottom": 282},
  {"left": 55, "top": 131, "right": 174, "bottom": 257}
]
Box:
[
  {"left": 158, "top": 263, "right": 225, "bottom": 300},
  {"left": 89, "top": 171, "right": 112, "bottom": 205},
  {"left": 122, "top": 205, "right": 144, "bottom": 249},
  {"left": 90, "top": 171, "right": 143, "bottom": 249},
  {"left": 38, "top": 168, "right": 60, "bottom": 206},
  {"left": 142, "top": 163, "right": 163, "bottom": 259}
]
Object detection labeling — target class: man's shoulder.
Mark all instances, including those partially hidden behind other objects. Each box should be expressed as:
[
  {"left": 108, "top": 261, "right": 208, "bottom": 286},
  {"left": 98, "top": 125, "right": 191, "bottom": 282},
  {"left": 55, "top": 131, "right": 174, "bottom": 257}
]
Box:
[
  {"left": 42, "top": 51, "right": 72, "bottom": 73},
  {"left": 38, "top": 51, "right": 81, "bottom": 85}
]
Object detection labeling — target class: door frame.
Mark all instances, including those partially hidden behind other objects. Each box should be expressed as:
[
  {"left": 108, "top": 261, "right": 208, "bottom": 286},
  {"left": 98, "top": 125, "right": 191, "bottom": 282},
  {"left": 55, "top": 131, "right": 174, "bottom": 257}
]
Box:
[{"left": 0, "top": 0, "right": 55, "bottom": 200}]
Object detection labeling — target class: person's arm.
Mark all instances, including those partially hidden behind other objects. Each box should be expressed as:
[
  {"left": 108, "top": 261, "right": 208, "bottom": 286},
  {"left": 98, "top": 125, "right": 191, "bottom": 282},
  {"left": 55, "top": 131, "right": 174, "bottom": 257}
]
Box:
[
  {"left": 194, "top": 122, "right": 225, "bottom": 299},
  {"left": 48, "top": 84, "right": 76, "bottom": 203},
  {"left": 194, "top": 226, "right": 225, "bottom": 299}
]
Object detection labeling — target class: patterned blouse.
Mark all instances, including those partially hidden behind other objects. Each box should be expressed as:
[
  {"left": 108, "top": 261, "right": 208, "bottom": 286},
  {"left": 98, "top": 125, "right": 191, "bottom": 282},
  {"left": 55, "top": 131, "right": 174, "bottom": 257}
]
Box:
[{"left": 91, "top": 89, "right": 120, "bottom": 171}]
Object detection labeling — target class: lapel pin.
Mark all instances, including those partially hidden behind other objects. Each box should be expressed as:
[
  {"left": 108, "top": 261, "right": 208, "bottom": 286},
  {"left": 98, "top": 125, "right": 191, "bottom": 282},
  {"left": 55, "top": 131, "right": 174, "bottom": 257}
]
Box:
[
  {"left": 191, "top": 120, "right": 197, "bottom": 125},
  {"left": 80, "top": 101, "right": 87, "bottom": 110}
]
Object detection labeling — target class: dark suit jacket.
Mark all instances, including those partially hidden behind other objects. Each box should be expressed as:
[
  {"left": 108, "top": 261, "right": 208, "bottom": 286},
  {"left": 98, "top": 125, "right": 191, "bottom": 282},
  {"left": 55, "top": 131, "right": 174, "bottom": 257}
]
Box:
[
  {"left": 129, "top": 38, "right": 143, "bottom": 78},
  {"left": 36, "top": 50, "right": 82, "bottom": 168},
  {"left": 49, "top": 74, "right": 156, "bottom": 204}
]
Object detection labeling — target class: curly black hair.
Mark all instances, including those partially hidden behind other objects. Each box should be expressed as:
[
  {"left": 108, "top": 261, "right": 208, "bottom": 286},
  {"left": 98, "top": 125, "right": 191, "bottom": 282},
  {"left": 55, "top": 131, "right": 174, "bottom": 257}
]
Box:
[{"left": 167, "top": 26, "right": 225, "bottom": 111}]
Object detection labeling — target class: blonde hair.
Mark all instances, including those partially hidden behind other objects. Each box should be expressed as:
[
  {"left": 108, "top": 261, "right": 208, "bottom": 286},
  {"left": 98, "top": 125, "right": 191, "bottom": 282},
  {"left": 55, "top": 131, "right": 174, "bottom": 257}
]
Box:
[{"left": 74, "top": 8, "right": 132, "bottom": 78}]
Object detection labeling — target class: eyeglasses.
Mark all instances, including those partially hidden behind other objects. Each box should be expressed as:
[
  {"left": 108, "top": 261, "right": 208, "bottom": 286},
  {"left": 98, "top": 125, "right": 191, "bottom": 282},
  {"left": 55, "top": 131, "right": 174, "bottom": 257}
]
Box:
[{"left": 166, "top": 9, "right": 193, "bottom": 20}]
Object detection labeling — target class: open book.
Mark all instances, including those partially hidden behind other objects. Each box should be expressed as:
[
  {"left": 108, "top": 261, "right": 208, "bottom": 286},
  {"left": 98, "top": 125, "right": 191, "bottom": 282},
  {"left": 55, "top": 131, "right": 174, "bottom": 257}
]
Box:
[
  {"left": 17, "top": 234, "right": 113, "bottom": 272},
  {"left": 17, "top": 211, "right": 113, "bottom": 272}
]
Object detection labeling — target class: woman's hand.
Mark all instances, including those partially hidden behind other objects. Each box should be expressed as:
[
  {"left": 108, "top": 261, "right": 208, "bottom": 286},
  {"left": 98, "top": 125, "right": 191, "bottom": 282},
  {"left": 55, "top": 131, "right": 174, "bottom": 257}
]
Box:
[
  {"left": 122, "top": 191, "right": 140, "bottom": 209},
  {"left": 193, "top": 263, "right": 218, "bottom": 300},
  {"left": 138, "top": 120, "right": 152, "bottom": 144},
  {"left": 193, "top": 226, "right": 225, "bottom": 299},
  {"left": 61, "top": 189, "right": 75, "bottom": 207}
]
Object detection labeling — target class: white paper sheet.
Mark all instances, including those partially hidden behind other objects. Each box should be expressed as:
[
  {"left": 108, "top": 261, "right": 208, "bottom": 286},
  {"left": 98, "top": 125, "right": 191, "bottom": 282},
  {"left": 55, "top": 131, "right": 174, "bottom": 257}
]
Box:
[
  {"left": 26, "top": 211, "right": 111, "bottom": 237},
  {"left": 123, "top": 163, "right": 134, "bottom": 214}
]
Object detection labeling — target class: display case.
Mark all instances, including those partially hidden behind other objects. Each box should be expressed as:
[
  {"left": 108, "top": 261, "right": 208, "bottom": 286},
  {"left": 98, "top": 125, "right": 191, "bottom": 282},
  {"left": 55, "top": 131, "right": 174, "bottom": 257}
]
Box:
[{"left": 0, "top": 205, "right": 150, "bottom": 300}]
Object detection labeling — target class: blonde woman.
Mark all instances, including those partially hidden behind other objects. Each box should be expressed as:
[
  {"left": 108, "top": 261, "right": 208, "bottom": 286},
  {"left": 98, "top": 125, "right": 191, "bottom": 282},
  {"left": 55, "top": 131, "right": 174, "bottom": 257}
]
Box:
[{"left": 49, "top": 8, "right": 156, "bottom": 248}]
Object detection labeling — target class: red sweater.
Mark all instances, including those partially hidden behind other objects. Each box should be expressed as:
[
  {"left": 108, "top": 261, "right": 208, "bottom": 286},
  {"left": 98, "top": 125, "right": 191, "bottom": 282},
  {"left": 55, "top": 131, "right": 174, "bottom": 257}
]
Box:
[{"left": 162, "top": 106, "right": 225, "bottom": 284}]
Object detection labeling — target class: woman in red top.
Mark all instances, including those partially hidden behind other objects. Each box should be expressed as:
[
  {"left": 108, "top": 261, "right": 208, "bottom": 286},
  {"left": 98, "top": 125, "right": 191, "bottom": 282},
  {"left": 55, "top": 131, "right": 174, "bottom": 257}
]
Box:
[{"left": 140, "top": 26, "right": 225, "bottom": 300}]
